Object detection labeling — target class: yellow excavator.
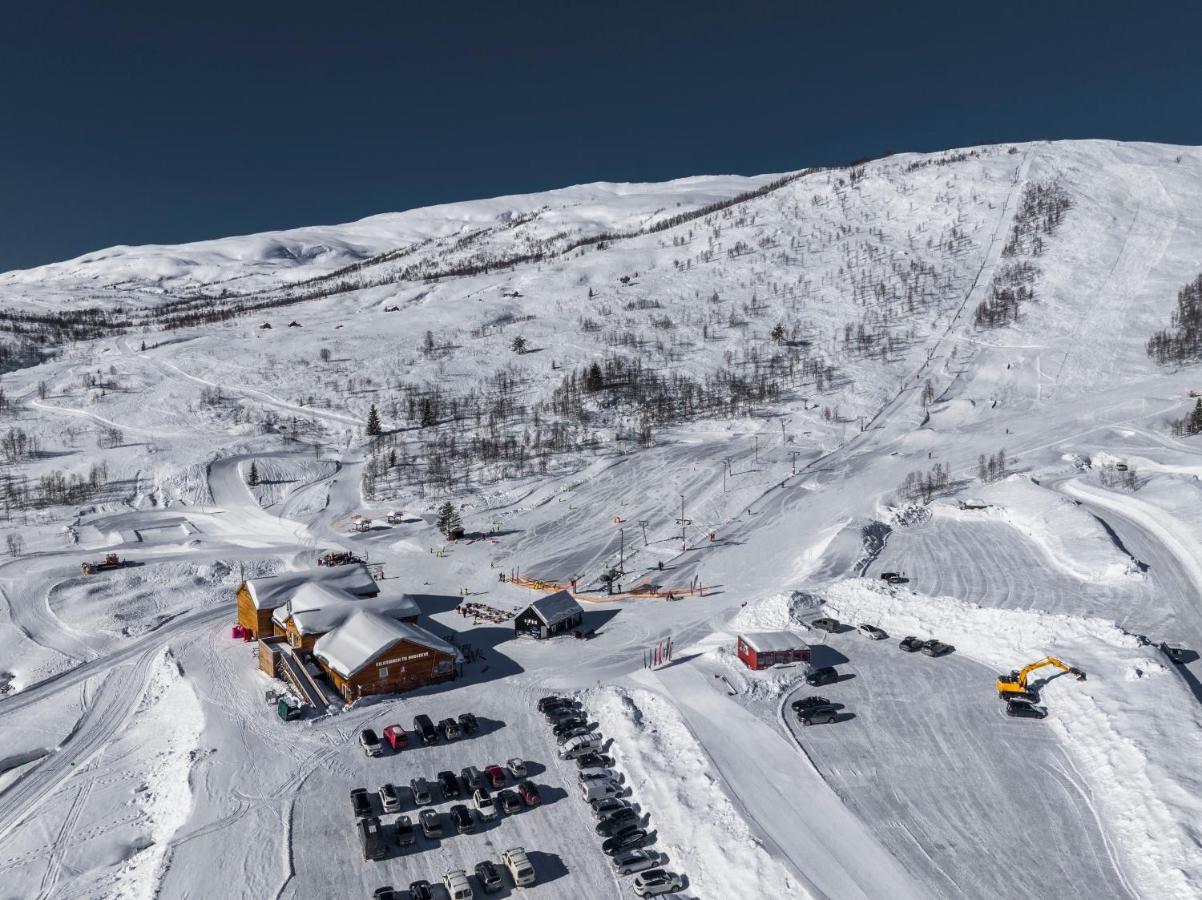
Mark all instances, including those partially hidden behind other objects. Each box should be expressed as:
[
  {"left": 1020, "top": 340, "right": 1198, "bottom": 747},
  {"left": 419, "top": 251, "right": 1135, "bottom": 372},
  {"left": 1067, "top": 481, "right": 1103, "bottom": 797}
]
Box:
[{"left": 996, "top": 657, "right": 1086, "bottom": 700}]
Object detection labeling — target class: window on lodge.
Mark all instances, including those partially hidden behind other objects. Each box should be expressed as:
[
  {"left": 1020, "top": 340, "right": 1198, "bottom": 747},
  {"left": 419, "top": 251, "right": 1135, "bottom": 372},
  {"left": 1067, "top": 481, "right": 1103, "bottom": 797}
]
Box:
[{"left": 378, "top": 666, "right": 389, "bottom": 677}]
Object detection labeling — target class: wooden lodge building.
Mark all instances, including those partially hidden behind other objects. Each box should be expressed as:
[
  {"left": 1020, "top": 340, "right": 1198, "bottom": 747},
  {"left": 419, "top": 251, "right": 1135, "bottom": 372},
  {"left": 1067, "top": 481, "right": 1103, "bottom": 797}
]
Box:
[
  {"left": 514, "top": 590, "right": 585, "bottom": 639},
  {"left": 239, "top": 565, "right": 459, "bottom": 702}
]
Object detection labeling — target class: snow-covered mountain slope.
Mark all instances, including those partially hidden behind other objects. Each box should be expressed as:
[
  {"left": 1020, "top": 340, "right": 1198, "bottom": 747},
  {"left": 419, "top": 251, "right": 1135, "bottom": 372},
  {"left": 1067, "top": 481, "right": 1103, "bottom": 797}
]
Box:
[{"left": 4, "top": 139, "right": 1202, "bottom": 900}]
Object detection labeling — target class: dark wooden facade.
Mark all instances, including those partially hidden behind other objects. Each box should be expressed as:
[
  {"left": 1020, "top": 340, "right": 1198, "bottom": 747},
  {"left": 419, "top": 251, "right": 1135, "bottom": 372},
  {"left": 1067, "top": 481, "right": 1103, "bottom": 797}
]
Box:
[{"left": 320, "top": 637, "right": 457, "bottom": 701}]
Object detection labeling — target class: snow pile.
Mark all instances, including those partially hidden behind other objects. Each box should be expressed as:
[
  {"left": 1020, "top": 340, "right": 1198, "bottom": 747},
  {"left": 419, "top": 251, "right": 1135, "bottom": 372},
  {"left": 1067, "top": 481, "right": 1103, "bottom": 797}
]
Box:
[
  {"left": 112, "top": 650, "right": 205, "bottom": 899},
  {"left": 730, "top": 590, "right": 821, "bottom": 633},
  {"left": 937, "top": 475, "right": 1142, "bottom": 582},
  {"left": 588, "top": 686, "right": 808, "bottom": 899},
  {"left": 822, "top": 578, "right": 1202, "bottom": 897}
]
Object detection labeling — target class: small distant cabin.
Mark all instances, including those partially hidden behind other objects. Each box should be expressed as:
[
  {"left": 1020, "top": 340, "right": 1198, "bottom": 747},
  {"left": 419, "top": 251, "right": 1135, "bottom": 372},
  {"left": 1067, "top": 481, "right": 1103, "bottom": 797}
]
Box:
[
  {"left": 514, "top": 590, "right": 584, "bottom": 639},
  {"left": 737, "top": 632, "right": 810, "bottom": 670},
  {"left": 235, "top": 564, "right": 379, "bottom": 639},
  {"left": 313, "top": 611, "right": 461, "bottom": 701}
]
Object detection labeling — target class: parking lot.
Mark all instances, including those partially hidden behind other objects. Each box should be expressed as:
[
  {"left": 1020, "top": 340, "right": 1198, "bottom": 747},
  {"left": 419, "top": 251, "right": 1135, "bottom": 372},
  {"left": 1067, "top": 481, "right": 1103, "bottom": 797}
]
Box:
[{"left": 288, "top": 683, "right": 639, "bottom": 898}]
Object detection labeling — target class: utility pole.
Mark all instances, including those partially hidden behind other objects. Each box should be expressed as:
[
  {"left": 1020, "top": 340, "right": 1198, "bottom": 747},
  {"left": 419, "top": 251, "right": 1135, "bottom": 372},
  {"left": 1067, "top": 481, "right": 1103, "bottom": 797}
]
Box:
[
  {"left": 791, "top": 450, "right": 800, "bottom": 476},
  {"left": 754, "top": 436, "right": 759, "bottom": 464},
  {"left": 722, "top": 458, "right": 730, "bottom": 492},
  {"left": 675, "top": 494, "right": 692, "bottom": 550},
  {"left": 619, "top": 526, "right": 625, "bottom": 573},
  {"left": 638, "top": 519, "right": 650, "bottom": 547}
]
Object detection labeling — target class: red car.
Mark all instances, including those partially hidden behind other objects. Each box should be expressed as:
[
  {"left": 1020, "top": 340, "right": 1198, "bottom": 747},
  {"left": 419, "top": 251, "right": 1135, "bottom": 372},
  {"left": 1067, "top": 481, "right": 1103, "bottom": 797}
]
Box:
[
  {"left": 517, "top": 780, "right": 541, "bottom": 807},
  {"left": 383, "top": 725, "right": 409, "bottom": 751},
  {"left": 485, "top": 764, "right": 507, "bottom": 789}
]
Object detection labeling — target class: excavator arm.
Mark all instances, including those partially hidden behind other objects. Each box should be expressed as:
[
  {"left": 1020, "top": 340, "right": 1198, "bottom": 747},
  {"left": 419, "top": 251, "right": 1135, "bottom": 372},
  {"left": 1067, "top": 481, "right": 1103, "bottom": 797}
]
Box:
[{"left": 996, "top": 656, "right": 1086, "bottom": 699}]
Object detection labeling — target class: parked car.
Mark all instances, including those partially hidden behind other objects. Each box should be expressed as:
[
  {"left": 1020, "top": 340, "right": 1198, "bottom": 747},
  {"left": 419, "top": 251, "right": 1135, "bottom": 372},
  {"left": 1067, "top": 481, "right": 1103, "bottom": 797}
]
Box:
[
  {"left": 409, "top": 880, "right": 434, "bottom": 900},
  {"left": 462, "top": 766, "right": 487, "bottom": 792},
  {"left": 857, "top": 624, "right": 886, "bottom": 640},
  {"left": 575, "top": 752, "right": 615, "bottom": 770},
  {"left": 552, "top": 716, "right": 591, "bottom": 735},
  {"left": 518, "top": 780, "right": 542, "bottom": 807},
  {"left": 899, "top": 636, "right": 924, "bottom": 653},
  {"left": 360, "top": 728, "right": 383, "bottom": 757},
  {"left": 596, "top": 807, "right": 641, "bottom": 836},
  {"left": 410, "top": 777, "right": 433, "bottom": 806},
  {"left": 579, "top": 767, "right": 618, "bottom": 784},
  {"left": 350, "top": 788, "right": 372, "bottom": 818},
  {"left": 547, "top": 705, "right": 584, "bottom": 723},
  {"left": 473, "top": 788, "right": 499, "bottom": 821},
  {"left": 485, "top": 764, "right": 507, "bottom": 788},
  {"left": 497, "top": 788, "right": 522, "bottom": 814},
  {"left": 556, "top": 726, "right": 594, "bottom": 745},
  {"left": 439, "top": 717, "right": 462, "bottom": 741},
  {"left": 474, "top": 860, "right": 504, "bottom": 894},
  {"left": 382, "top": 724, "right": 409, "bottom": 751},
  {"left": 799, "top": 705, "right": 839, "bottom": 726},
  {"left": 358, "top": 816, "right": 386, "bottom": 861},
  {"left": 419, "top": 808, "right": 443, "bottom": 838},
  {"left": 395, "top": 815, "right": 416, "bottom": 846},
  {"left": 458, "top": 712, "right": 480, "bottom": 734},
  {"left": 536, "top": 695, "right": 570, "bottom": 713},
  {"left": 591, "top": 797, "right": 632, "bottom": 819},
  {"left": 611, "top": 848, "right": 660, "bottom": 876},
  {"left": 378, "top": 783, "right": 401, "bottom": 813},
  {"left": 1006, "top": 699, "right": 1048, "bottom": 720},
  {"left": 805, "top": 666, "right": 839, "bottom": 687},
  {"left": 879, "top": 571, "right": 906, "bottom": 584},
  {"left": 442, "top": 869, "right": 473, "bottom": 900},
  {"left": 500, "top": 847, "right": 536, "bottom": 886},
  {"left": 506, "top": 757, "right": 528, "bottom": 778},
  {"left": 634, "top": 869, "right": 685, "bottom": 897},
  {"left": 581, "top": 779, "right": 623, "bottom": 802},
  {"left": 438, "top": 770, "right": 462, "bottom": 800},
  {"left": 373, "top": 888, "right": 401, "bottom": 900},
  {"left": 560, "top": 736, "right": 603, "bottom": 760},
  {"left": 450, "top": 804, "right": 475, "bottom": 834},
  {"left": 601, "top": 826, "right": 649, "bottom": 855},
  {"left": 921, "top": 639, "right": 952, "bottom": 657},
  {"left": 812, "top": 617, "right": 840, "bottom": 633},
  {"left": 413, "top": 714, "right": 438, "bottom": 745},
  {"left": 790, "top": 695, "right": 831, "bottom": 713}
]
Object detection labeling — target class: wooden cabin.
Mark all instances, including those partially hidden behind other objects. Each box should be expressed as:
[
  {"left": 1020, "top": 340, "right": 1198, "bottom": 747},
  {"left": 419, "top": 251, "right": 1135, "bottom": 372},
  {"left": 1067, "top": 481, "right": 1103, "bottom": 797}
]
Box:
[
  {"left": 514, "top": 590, "right": 584, "bottom": 639},
  {"left": 235, "top": 564, "right": 379, "bottom": 639},
  {"left": 313, "top": 612, "right": 460, "bottom": 700}
]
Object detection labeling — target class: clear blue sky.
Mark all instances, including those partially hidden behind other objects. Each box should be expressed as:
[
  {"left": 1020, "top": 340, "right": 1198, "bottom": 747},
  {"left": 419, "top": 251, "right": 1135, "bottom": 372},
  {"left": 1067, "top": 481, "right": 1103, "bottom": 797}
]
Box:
[{"left": 3, "top": 0, "right": 1200, "bottom": 272}]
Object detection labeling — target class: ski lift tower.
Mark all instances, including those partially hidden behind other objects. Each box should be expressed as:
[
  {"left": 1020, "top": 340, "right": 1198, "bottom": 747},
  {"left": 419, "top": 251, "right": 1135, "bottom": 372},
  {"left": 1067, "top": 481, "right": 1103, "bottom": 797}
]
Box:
[{"left": 675, "top": 495, "right": 692, "bottom": 551}]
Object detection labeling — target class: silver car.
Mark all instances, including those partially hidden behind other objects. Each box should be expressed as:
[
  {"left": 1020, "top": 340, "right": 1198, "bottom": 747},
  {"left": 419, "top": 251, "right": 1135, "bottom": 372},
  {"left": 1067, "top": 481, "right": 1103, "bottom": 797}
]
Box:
[
  {"left": 633, "top": 869, "right": 684, "bottom": 896},
  {"left": 611, "top": 848, "right": 659, "bottom": 876},
  {"left": 857, "top": 624, "right": 886, "bottom": 640}
]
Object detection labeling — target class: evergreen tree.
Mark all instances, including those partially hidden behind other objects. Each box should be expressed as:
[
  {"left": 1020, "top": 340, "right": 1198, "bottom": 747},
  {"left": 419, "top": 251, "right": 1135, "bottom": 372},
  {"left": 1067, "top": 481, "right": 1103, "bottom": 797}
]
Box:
[
  {"left": 437, "top": 501, "right": 463, "bottom": 539},
  {"left": 770, "top": 322, "right": 785, "bottom": 344},
  {"left": 511, "top": 335, "right": 528, "bottom": 354},
  {"left": 248, "top": 460, "right": 259, "bottom": 486},
  {"left": 366, "top": 404, "right": 381, "bottom": 437}
]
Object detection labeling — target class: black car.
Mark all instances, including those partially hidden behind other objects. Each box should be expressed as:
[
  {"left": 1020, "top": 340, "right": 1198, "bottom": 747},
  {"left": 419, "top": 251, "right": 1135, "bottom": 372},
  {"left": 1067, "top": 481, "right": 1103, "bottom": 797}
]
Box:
[
  {"left": 601, "top": 826, "right": 648, "bottom": 855},
  {"left": 409, "top": 880, "right": 434, "bottom": 900},
  {"left": 547, "top": 707, "right": 585, "bottom": 725},
  {"left": 799, "top": 706, "right": 839, "bottom": 726},
  {"left": 537, "top": 695, "right": 569, "bottom": 712},
  {"left": 790, "top": 695, "right": 831, "bottom": 713},
  {"left": 812, "top": 617, "right": 840, "bottom": 633},
  {"left": 350, "top": 787, "right": 372, "bottom": 818},
  {"left": 438, "top": 770, "right": 462, "bottom": 800},
  {"left": 438, "top": 717, "right": 461, "bottom": 741},
  {"left": 556, "top": 726, "right": 593, "bottom": 745},
  {"left": 921, "top": 639, "right": 952, "bottom": 657},
  {"left": 1006, "top": 700, "right": 1048, "bottom": 720},
  {"left": 413, "top": 714, "right": 438, "bottom": 745},
  {"left": 596, "top": 807, "right": 641, "bottom": 837},
  {"left": 373, "top": 888, "right": 401, "bottom": 900},
  {"left": 475, "top": 860, "right": 504, "bottom": 894},
  {"left": 898, "top": 636, "right": 924, "bottom": 652},
  {"left": 552, "top": 718, "right": 589, "bottom": 737},
  {"left": 458, "top": 712, "right": 480, "bottom": 734},
  {"left": 805, "top": 666, "right": 839, "bottom": 687},
  {"left": 497, "top": 788, "right": 523, "bottom": 814},
  {"left": 575, "top": 752, "right": 616, "bottom": 770},
  {"left": 450, "top": 804, "right": 475, "bottom": 834},
  {"left": 395, "top": 815, "right": 416, "bottom": 846}
]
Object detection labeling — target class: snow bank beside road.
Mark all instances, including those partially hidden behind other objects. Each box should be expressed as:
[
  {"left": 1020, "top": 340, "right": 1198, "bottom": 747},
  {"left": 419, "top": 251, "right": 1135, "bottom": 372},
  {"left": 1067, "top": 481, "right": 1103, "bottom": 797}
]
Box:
[
  {"left": 588, "top": 686, "right": 806, "bottom": 899},
  {"left": 937, "top": 475, "right": 1142, "bottom": 583},
  {"left": 822, "top": 579, "right": 1202, "bottom": 899}
]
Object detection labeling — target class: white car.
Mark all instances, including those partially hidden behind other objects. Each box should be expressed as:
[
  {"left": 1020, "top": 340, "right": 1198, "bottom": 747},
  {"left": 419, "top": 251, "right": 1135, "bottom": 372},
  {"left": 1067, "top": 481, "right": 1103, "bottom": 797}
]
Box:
[
  {"left": 443, "top": 869, "right": 474, "bottom": 900},
  {"left": 580, "top": 779, "right": 622, "bottom": 802},
  {"left": 500, "top": 846, "right": 536, "bottom": 887},
  {"left": 473, "top": 788, "right": 499, "bottom": 821},
  {"left": 633, "top": 869, "right": 684, "bottom": 896},
  {"left": 506, "top": 757, "right": 528, "bottom": 778},
  {"left": 612, "top": 848, "right": 659, "bottom": 876},
  {"left": 858, "top": 624, "right": 886, "bottom": 640},
  {"left": 378, "top": 783, "right": 401, "bottom": 813}
]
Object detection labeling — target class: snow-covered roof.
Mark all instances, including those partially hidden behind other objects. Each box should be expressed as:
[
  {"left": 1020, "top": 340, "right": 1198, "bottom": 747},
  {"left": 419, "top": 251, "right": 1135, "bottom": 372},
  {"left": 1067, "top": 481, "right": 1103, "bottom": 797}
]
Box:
[
  {"left": 273, "top": 583, "right": 420, "bottom": 635},
  {"left": 740, "top": 631, "right": 809, "bottom": 653},
  {"left": 522, "top": 590, "right": 584, "bottom": 627},
  {"left": 244, "top": 563, "right": 378, "bottom": 610},
  {"left": 313, "top": 611, "right": 461, "bottom": 678}
]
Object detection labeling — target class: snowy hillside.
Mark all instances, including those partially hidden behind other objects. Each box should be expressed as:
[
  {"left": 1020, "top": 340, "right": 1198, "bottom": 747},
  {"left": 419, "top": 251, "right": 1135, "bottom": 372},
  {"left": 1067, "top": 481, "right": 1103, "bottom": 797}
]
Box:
[{"left": 2, "top": 139, "right": 1202, "bottom": 899}]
